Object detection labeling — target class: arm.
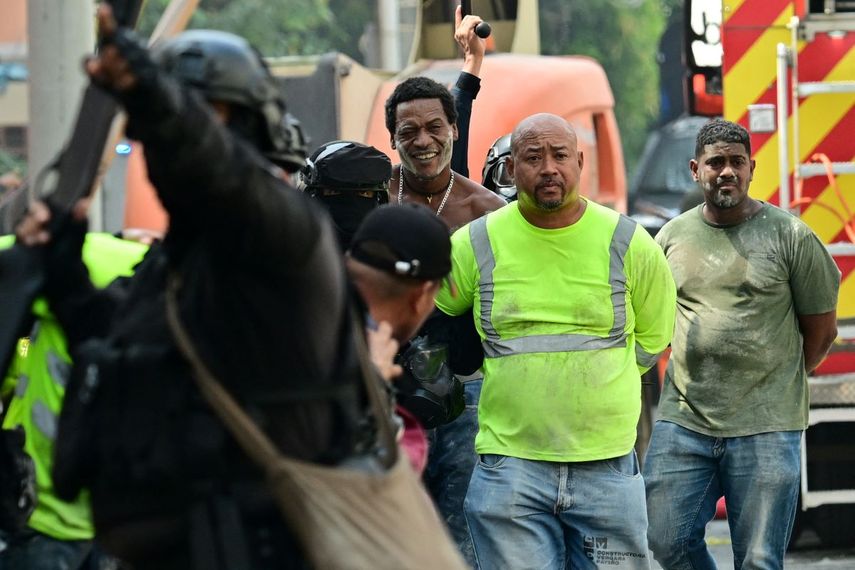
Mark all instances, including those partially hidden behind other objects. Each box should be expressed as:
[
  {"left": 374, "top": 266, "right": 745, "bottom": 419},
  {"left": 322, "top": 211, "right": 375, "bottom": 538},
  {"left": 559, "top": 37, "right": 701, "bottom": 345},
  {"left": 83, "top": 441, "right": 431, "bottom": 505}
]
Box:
[
  {"left": 798, "top": 311, "right": 837, "bottom": 373},
  {"left": 788, "top": 228, "right": 841, "bottom": 373},
  {"left": 88, "top": 6, "right": 317, "bottom": 258},
  {"left": 435, "top": 226, "right": 478, "bottom": 317},
  {"left": 628, "top": 224, "right": 677, "bottom": 374},
  {"left": 450, "top": 5, "right": 486, "bottom": 177},
  {"left": 457, "top": 5, "right": 485, "bottom": 78},
  {"left": 420, "top": 311, "right": 484, "bottom": 375},
  {"left": 14, "top": 201, "right": 122, "bottom": 350},
  {"left": 116, "top": 48, "right": 287, "bottom": 225}
]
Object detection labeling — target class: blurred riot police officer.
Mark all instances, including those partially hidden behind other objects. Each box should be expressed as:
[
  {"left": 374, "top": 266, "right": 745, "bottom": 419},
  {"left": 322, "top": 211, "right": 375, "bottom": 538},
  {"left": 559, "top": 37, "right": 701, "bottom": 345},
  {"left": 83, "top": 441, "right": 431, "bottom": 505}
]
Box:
[{"left": 21, "top": 7, "right": 371, "bottom": 570}]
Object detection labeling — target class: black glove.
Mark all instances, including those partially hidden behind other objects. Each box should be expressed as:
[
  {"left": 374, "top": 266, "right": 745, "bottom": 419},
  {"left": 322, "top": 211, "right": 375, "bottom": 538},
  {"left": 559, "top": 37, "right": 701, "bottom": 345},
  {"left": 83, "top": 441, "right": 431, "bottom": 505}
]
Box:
[
  {"left": 41, "top": 203, "right": 89, "bottom": 302},
  {"left": 94, "top": 26, "right": 159, "bottom": 97},
  {"left": 94, "top": 26, "right": 183, "bottom": 132},
  {"left": 0, "top": 427, "right": 36, "bottom": 534}
]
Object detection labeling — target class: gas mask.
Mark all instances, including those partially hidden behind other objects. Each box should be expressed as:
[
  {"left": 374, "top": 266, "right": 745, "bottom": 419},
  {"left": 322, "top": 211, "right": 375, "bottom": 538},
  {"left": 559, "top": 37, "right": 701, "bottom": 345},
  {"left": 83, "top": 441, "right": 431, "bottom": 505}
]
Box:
[{"left": 395, "top": 336, "right": 465, "bottom": 429}]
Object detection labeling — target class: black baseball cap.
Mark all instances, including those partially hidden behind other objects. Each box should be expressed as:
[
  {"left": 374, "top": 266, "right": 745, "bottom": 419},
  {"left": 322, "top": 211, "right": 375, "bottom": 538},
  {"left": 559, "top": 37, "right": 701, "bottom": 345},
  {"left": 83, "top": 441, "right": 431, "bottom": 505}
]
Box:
[{"left": 348, "top": 204, "right": 452, "bottom": 281}]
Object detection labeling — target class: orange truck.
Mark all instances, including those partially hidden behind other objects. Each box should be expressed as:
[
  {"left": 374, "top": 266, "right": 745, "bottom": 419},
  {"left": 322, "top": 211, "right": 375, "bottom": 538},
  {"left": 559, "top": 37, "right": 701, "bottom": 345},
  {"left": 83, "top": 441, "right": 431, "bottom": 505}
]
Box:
[
  {"left": 686, "top": 0, "right": 855, "bottom": 546},
  {"left": 119, "top": 0, "right": 627, "bottom": 231},
  {"left": 364, "top": 53, "right": 626, "bottom": 213}
]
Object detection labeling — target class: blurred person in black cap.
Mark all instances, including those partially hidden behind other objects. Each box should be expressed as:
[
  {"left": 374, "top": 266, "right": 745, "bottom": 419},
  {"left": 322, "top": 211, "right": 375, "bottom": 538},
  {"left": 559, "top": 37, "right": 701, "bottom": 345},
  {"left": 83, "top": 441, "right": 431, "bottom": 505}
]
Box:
[
  {"left": 347, "top": 203, "right": 452, "bottom": 344},
  {"left": 302, "top": 140, "right": 392, "bottom": 250},
  {"left": 346, "top": 204, "right": 462, "bottom": 475}
]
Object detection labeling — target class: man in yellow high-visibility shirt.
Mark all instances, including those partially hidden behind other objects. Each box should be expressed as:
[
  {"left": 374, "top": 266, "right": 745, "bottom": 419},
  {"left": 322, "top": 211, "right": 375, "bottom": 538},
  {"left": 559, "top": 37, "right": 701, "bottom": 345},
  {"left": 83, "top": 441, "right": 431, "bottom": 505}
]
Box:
[
  {"left": 435, "top": 113, "right": 676, "bottom": 569},
  {"left": 0, "top": 233, "right": 147, "bottom": 569}
]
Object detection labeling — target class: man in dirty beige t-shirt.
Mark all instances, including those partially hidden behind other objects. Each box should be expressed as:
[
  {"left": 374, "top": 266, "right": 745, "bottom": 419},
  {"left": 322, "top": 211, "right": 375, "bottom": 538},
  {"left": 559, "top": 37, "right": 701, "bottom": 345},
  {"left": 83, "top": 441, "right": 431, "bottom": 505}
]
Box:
[{"left": 644, "top": 119, "right": 840, "bottom": 570}]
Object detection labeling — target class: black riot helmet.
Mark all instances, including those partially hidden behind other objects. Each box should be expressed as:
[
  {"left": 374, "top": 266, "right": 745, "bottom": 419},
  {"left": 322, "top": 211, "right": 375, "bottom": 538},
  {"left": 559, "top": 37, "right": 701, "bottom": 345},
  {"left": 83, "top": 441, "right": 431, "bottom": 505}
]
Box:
[
  {"left": 267, "top": 112, "right": 309, "bottom": 173},
  {"left": 153, "top": 30, "right": 286, "bottom": 155},
  {"left": 302, "top": 141, "right": 392, "bottom": 250},
  {"left": 481, "top": 133, "right": 516, "bottom": 201}
]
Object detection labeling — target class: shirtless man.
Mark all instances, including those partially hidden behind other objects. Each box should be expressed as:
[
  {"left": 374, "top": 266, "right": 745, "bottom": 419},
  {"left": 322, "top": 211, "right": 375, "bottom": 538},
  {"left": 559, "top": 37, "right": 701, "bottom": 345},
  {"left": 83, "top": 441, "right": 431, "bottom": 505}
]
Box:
[{"left": 384, "top": 75, "right": 506, "bottom": 232}]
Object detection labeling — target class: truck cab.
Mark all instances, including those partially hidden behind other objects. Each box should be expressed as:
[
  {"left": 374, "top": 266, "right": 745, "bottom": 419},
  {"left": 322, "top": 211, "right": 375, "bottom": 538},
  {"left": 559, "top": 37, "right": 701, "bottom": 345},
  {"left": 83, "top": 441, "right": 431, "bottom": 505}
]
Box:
[{"left": 364, "top": 53, "right": 626, "bottom": 213}]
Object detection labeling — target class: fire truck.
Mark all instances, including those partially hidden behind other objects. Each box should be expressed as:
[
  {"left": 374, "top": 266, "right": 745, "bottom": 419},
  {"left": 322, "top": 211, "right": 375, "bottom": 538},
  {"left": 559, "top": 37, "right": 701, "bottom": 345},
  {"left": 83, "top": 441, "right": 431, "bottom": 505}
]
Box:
[{"left": 685, "top": 0, "right": 855, "bottom": 546}]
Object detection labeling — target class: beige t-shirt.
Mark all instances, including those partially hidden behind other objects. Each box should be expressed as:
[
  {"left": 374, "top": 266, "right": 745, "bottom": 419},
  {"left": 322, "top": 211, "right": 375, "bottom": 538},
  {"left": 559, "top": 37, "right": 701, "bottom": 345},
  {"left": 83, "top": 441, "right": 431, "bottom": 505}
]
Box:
[{"left": 656, "top": 203, "right": 840, "bottom": 436}]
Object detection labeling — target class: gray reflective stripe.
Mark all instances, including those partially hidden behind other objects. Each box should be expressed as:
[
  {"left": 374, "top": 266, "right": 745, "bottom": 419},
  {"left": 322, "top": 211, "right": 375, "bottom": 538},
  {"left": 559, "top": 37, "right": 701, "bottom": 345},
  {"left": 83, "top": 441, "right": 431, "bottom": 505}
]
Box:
[
  {"left": 14, "top": 374, "right": 28, "bottom": 398},
  {"left": 32, "top": 400, "right": 57, "bottom": 440},
  {"left": 470, "top": 217, "right": 500, "bottom": 343},
  {"left": 471, "top": 212, "right": 638, "bottom": 359},
  {"left": 635, "top": 344, "right": 660, "bottom": 369},
  {"left": 47, "top": 351, "right": 71, "bottom": 388},
  {"left": 608, "top": 215, "right": 637, "bottom": 337},
  {"left": 484, "top": 332, "right": 626, "bottom": 358}
]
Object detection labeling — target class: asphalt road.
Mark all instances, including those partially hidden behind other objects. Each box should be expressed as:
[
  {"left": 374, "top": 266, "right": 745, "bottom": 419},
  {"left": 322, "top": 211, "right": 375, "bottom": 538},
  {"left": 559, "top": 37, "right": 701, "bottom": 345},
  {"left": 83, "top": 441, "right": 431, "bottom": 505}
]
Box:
[{"left": 650, "top": 520, "right": 855, "bottom": 569}]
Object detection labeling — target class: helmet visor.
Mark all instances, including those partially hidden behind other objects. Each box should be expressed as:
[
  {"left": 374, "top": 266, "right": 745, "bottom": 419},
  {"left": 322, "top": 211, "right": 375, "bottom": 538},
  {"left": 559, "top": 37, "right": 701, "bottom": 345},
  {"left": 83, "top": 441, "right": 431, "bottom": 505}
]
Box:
[{"left": 491, "top": 161, "right": 514, "bottom": 189}]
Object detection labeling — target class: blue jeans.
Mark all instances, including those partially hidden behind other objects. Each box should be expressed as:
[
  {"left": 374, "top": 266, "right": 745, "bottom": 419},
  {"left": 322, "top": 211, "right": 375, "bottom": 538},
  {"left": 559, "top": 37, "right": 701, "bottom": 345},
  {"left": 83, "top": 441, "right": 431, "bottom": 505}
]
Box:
[
  {"left": 425, "top": 379, "right": 481, "bottom": 566},
  {"left": 643, "top": 421, "right": 801, "bottom": 570},
  {"left": 0, "top": 529, "right": 120, "bottom": 570},
  {"left": 464, "top": 451, "right": 651, "bottom": 570}
]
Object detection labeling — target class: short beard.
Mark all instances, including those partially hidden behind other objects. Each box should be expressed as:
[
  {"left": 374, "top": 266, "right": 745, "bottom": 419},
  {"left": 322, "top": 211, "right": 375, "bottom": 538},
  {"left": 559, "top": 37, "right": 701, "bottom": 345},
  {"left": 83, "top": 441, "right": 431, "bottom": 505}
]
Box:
[
  {"left": 534, "top": 186, "right": 566, "bottom": 211},
  {"left": 710, "top": 190, "right": 740, "bottom": 209},
  {"left": 537, "top": 198, "right": 563, "bottom": 210}
]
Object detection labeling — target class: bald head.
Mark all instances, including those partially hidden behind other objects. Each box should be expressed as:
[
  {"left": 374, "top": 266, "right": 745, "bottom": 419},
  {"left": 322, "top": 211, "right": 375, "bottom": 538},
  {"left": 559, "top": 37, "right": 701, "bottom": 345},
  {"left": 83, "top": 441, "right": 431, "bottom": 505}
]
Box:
[
  {"left": 511, "top": 113, "right": 577, "bottom": 157},
  {"left": 507, "top": 113, "right": 584, "bottom": 221}
]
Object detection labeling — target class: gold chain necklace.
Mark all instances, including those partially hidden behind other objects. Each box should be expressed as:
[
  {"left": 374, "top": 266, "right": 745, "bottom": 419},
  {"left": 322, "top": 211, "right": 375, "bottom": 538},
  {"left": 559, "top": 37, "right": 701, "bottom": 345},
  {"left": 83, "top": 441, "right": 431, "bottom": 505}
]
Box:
[{"left": 397, "top": 165, "right": 454, "bottom": 216}]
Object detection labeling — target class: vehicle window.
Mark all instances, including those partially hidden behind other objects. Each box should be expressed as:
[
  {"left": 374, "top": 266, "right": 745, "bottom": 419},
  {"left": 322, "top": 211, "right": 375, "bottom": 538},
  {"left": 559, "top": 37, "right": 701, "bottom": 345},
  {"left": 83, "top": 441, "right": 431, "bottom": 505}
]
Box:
[{"left": 636, "top": 134, "right": 695, "bottom": 195}]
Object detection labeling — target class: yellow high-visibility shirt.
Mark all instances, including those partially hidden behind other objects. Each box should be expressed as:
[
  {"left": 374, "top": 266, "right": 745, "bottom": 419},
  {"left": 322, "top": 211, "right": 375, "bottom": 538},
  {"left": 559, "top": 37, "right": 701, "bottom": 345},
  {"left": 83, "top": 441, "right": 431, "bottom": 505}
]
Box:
[
  {"left": 0, "top": 233, "right": 147, "bottom": 540},
  {"left": 436, "top": 200, "right": 676, "bottom": 461}
]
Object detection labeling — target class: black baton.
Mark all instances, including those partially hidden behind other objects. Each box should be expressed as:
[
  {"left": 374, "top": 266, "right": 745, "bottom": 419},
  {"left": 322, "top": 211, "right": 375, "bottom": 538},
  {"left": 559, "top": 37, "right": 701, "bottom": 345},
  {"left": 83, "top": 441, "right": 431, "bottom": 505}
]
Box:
[{"left": 461, "top": 0, "right": 492, "bottom": 38}]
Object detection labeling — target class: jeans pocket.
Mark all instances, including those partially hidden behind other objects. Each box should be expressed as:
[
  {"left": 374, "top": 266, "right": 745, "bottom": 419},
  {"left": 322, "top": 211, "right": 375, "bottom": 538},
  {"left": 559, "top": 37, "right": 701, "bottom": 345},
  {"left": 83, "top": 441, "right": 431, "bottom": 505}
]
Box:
[
  {"left": 478, "top": 454, "right": 508, "bottom": 469},
  {"left": 605, "top": 450, "right": 641, "bottom": 478}
]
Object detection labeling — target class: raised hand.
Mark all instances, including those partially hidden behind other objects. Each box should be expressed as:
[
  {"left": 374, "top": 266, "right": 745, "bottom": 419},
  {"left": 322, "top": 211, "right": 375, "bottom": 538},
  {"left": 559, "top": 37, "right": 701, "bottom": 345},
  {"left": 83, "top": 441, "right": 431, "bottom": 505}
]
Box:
[
  {"left": 84, "top": 3, "right": 141, "bottom": 93},
  {"left": 455, "top": 5, "right": 486, "bottom": 77}
]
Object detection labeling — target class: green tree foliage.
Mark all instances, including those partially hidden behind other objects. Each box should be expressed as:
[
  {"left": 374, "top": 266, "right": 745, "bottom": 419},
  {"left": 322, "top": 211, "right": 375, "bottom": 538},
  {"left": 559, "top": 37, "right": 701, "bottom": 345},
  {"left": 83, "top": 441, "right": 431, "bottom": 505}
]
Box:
[
  {"left": 137, "top": 0, "right": 371, "bottom": 59},
  {"left": 540, "top": 0, "right": 675, "bottom": 173},
  {"left": 136, "top": 0, "right": 682, "bottom": 174},
  {"left": 0, "top": 150, "right": 26, "bottom": 179}
]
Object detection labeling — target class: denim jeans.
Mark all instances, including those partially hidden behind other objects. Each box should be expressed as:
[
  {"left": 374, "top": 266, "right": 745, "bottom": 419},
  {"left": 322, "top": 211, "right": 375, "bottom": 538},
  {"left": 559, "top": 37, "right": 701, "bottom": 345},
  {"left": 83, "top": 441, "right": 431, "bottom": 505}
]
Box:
[
  {"left": 643, "top": 421, "right": 801, "bottom": 570},
  {"left": 425, "top": 379, "right": 481, "bottom": 566},
  {"left": 464, "top": 451, "right": 651, "bottom": 570},
  {"left": 0, "top": 529, "right": 122, "bottom": 570}
]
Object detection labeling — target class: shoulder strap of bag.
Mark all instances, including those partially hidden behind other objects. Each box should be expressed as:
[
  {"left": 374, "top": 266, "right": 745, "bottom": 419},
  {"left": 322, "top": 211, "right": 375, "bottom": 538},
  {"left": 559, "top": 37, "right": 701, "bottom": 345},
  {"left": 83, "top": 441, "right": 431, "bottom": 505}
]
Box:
[{"left": 164, "top": 273, "right": 398, "bottom": 472}]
